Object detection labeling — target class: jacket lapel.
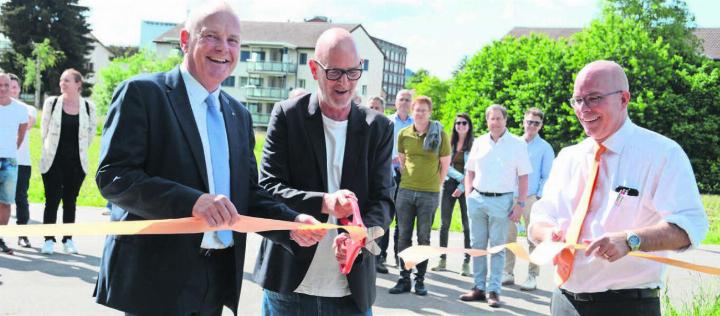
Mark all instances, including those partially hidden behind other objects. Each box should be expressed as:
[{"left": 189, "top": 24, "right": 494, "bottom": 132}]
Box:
[
  {"left": 304, "top": 93, "right": 328, "bottom": 192},
  {"left": 220, "top": 92, "right": 241, "bottom": 202},
  {"left": 165, "top": 67, "right": 209, "bottom": 191},
  {"left": 341, "top": 104, "right": 366, "bottom": 189}
]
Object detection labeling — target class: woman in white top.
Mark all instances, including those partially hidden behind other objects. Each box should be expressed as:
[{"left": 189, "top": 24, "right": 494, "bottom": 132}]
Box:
[{"left": 39, "top": 69, "right": 96, "bottom": 255}]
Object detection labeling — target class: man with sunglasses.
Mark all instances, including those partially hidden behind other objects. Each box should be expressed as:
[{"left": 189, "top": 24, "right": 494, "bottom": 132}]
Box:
[
  {"left": 254, "top": 28, "right": 394, "bottom": 315},
  {"left": 503, "top": 107, "right": 555, "bottom": 291},
  {"left": 529, "top": 60, "right": 707, "bottom": 316}
]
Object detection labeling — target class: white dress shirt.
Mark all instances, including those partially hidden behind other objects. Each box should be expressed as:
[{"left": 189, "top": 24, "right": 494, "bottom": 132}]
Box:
[
  {"left": 466, "top": 130, "right": 532, "bottom": 193},
  {"left": 180, "top": 66, "right": 233, "bottom": 249},
  {"left": 530, "top": 119, "right": 708, "bottom": 293}
]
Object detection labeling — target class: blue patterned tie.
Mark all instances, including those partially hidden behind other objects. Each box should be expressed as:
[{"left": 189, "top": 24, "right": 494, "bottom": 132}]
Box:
[{"left": 205, "top": 94, "right": 233, "bottom": 246}]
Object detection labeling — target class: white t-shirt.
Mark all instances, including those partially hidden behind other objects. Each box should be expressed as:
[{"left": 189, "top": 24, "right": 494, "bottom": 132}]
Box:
[
  {"left": 16, "top": 102, "right": 37, "bottom": 166},
  {"left": 295, "top": 114, "right": 350, "bottom": 297},
  {"left": 0, "top": 99, "right": 29, "bottom": 159},
  {"left": 466, "top": 130, "right": 532, "bottom": 193}
]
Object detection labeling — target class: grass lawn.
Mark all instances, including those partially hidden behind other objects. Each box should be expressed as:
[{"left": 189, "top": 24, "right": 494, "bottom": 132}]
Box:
[{"left": 26, "top": 125, "right": 720, "bottom": 245}]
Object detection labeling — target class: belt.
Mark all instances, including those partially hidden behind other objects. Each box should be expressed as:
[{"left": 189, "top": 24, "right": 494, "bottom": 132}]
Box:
[
  {"left": 473, "top": 188, "right": 511, "bottom": 197},
  {"left": 561, "top": 288, "right": 659, "bottom": 302},
  {"left": 199, "top": 246, "right": 233, "bottom": 257}
]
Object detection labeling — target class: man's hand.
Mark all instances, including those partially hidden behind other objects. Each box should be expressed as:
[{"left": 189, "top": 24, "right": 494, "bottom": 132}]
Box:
[
  {"left": 322, "top": 190, "right": 358, "bottom": 219},
  {"left": 509, "top": 204, "right": 523, "bottom": 222},
  {"left": 451, "top": 189, "right": 463, "bottom": 198},
  {"left": 290, "top": 214, "right": 327, "bottom": 247},
  {"left": 392, "top": 157, "right": 401, "bottom": 166},
  {"left": 192, "top": 193, "right": 240, "bottom": 227},
  {"left": 584, "top": 232, "right": 630, "bottom": 262},
  {"left": 333, "top": 233, "right": 352, "bottom": 264}
]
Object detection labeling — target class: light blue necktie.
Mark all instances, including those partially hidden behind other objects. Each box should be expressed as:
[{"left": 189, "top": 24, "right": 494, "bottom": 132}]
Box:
[{"left": 205, "top": 94, "right": 233, "bottom": 246}]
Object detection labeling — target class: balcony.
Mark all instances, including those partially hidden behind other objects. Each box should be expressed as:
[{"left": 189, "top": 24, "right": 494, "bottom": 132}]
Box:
[
  {"left": 245, "top": 87, "right": 288, "bottom": 101},
  {"left": 246, "top": 61, "right": 297, "bottom": 74},
  {"left": 251, "top": 112, "right": 271, "bottom": 126}
]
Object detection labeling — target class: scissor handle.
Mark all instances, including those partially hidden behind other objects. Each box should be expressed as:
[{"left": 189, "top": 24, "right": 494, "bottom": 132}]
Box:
[{"left": 338, "top": 199, "right": 366, "bottom": 275}]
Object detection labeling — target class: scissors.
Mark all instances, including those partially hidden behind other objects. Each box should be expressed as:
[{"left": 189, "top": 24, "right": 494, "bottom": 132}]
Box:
[{"left": 337, "top": 200, "right": 385, "bottom": 275}]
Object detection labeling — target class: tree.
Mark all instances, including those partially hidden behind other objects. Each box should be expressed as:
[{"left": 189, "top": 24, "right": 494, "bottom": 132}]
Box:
[
  {"left": 0, "top": 0, "right": 93, "bottom": 98},
  {"left": 407, "top": 73, "right": 450, "bottom": 123},
  {"left": 92, "top": 50, "right": 182, "bottom": 116},
  {"left": 605, "top": 0, "right": 703, "bottom": 62},
  {"left": 107, "top": 45, "right": 140, "bottom": 58},
  {"left": 16, "top": 39, "right": 65, "bottom": 108},
  {"left": 405, "top": 68, "right": 430, "bottom": 88}
]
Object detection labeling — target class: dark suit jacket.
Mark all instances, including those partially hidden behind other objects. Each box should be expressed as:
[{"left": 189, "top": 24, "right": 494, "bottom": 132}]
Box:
[
  {"left": 253, "top": 93, "right": 394, "bottom": 312},
  {"left": 94, "top": 67, "right": 298, "bottom": 315}
]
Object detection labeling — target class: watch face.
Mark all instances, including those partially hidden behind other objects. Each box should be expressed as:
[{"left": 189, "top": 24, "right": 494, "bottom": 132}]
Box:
[{"left": 629, "top": 235, "right": 641, "bottom": 248}]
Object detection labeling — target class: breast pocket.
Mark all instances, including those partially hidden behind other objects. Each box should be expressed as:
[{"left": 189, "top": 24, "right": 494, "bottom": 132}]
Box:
[{"left": 598, "top": 191, "right": 642, "bottom": 233}]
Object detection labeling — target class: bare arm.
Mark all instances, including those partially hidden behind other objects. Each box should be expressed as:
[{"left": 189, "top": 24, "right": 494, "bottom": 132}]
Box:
[
  {"left": 438, "top": 155, "right": 450, "bottom": 186},
  {"left": 585, "top": 222, "right": 691, "bottom": 262},
  {"left": 464, "top": 170, "right": 474, "bottom": 197},
  {"left": 398, "top": 153, "right": 406, "bottom": 171},
  {"left": 16, "top": 123, "right": 28, "bottom": 149}
]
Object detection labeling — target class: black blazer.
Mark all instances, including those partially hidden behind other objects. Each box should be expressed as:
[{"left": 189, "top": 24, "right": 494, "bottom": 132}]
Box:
[
  {"left": 253, "top": 93, "right": 394, "bottom": 312},
  {"left": 94, "top": 67, "right": 298, "bottom": 315}
]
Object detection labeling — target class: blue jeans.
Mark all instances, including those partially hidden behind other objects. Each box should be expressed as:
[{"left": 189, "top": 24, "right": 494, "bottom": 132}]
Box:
[
  {"left": 262, "top": 289, "right": 371, "bottom": 316},
  {"left": 466, "top": 191, "right": 513, "bottom": 294},
  {"left": 0, "top": 158, "right": 18, "bottom": 204},
  {"left": 395, "top": 188, "right": 439, "bottom": 279}
]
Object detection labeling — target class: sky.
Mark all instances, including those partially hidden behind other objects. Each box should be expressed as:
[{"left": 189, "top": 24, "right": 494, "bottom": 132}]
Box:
[{"left": 80, "top": 0, "right": 720, "bottom": 80}]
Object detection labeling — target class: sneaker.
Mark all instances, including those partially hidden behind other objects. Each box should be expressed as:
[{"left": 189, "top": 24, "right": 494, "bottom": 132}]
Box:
[
  {"left": 41, "top": 240, "right": 55, "bottom": 255},
  {"left": 461, "top": 262, "right": 472, "bottom": 277},
  {"left": 376, "top": 256, "right": 388, "bottom": 274},
  {"left": 501, "top": 273, "right": 515, "bottom": 286},
  {"left": 18, "top": 236, "right": 31, "bottom": 248},
  {"left": 430, "top": 258, "right": 447, "bottom": 271},
  {"left": 63, "top": 240, "right": 78, "bottom": 254},
  {"left": 414, "top": 279, "right": 428, "bottom": 296},
  {"left": 459, "top": 287, "right": 486, "bottom": 301},
  {"left": 520, "top": 275, "right": 537, "bottom": 291},
  {"left": 487, "top": 291, "right": 501, "bottom": 308},
  {"left": 388, "top": 278, "right": 411, "bottom": 294},
  {"left": 0, "top": 239, "right": 14, "bottom": 255}
]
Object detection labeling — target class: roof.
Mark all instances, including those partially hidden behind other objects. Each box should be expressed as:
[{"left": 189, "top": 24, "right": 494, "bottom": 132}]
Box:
[
  {"left": 507, "top": 27, "right": 720, "bottom": 60},
  {"left": 155, "top": 21, "right": 361, "bottom": 48}
]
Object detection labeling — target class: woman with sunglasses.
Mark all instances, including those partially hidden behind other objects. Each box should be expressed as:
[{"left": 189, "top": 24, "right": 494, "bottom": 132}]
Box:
[{"left": 432, "top": 113, "right": 474, "bottom": 276}]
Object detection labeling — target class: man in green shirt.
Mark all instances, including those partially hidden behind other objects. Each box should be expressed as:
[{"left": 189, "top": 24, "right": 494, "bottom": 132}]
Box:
[{"left": 389, "top": 96, "right": 451, "bottom": 296}]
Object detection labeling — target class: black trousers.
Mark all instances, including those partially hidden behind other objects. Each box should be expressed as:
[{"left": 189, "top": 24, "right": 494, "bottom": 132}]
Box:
[
  {"left": 438, "top": 178, "right": 470, "bottom": 261},
  {"left": 41, "top": 157, "right": 85, "bottom": 242},
  {"left": 14, "top": 165, "right": 31, "bottom": 225},
  {"left": 126, "top": 247, "right": 236, "bottom": 316},
  {"left": 551, "top": 288, "right": 660, "bottom": 316},
  {"left": 378, "top": 167, "right": 401, "bottom": 260}
]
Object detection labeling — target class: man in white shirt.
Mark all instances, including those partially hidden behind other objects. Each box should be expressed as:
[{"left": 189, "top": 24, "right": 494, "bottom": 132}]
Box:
[
  {"left": 460, "top": 104, "right": 531, "bottom": 308},
  {"left": 0, "top": 73, "right": 29, "bottom": 255},
  {"left": 529, "top": 60, "right": 708, "bottom": 316},
  {"left": 9, "top": 74, "right": 36, "bottom": 248}
]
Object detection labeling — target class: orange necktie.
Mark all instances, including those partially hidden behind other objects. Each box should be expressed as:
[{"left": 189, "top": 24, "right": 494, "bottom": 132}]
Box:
[{"left": 554, "top": 144, "right": 606, "bottom": 286}]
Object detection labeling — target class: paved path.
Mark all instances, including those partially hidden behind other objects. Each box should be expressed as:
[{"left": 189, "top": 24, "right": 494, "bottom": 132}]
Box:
[{"left": 0, "top": 204, "right": 718, "bottom": 315}]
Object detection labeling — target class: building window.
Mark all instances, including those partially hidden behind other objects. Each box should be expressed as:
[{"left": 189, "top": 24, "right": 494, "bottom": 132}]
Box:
[
  {"left": 298, "top": 79, "right": 306, "bottom": 88},
  {"left": 299, "top": 53, "right": 308, "bottom": 65},
  {"left": 221, "top": 76, "right": 235, "bottom": 87},
  {"left": 253, "top": 51, "right": 266, "bottom": 61},
  {"left": 241, "top": 51, "right": 251, "bottom": 62},
  {"left": 246, "top": 103, "right": 261, "bottom": 113},
  {"left": 240, "top": 76, "right": 248, "bottom": 87},
  {"left": 362, "top": 85, "right": 367, "bottom": 96},
  {"left": 363, "top": 59, "right": 369, "bottom": 71},
  {"left": 248, "top": 77, "right": 264, "bottom": 87}
]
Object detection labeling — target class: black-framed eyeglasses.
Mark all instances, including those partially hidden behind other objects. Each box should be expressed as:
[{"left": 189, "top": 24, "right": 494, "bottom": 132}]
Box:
[
  {"left": 455, "top": 121, "right": 468, "bottom": 126},
  {"left": 569, "top": 90, "right": 623, "bottom": 108},
  {"left": 525, "top": 120, "right": 542, "bottom": 127},
  {"left": 314, "top": 60, "right": 363, "bottom": 81}
]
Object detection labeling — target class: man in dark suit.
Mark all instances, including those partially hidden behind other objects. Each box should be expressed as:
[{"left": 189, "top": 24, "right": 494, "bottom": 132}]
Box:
[
  {"left": 94, "top": 3, "right": 323, "bottom": 315},
  {"left": 253, "top": 28, "right": 395, "bottom": 315}
]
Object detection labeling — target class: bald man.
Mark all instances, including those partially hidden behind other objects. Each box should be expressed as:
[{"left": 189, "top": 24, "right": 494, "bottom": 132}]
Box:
[
  {"left": 529, "top": 60, "right": 708, "bottom": 316},
  {"left": 94, "top": 2, "right": 321, "bottom": 315},
  {"left": 254, "top": 28, "right": 394, "bottom": 315}
]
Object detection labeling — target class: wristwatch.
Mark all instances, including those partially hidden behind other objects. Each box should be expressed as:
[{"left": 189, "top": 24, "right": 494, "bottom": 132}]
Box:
[
  {"left": 625, "top": 230, "right": 641, "bottom": 251},
  {"left": 517, "top": 201, "right": 526, "bottom": 208}
]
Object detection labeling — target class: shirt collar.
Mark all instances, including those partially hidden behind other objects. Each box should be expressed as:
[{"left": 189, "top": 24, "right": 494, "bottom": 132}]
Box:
[
  {"left": 581, "top": 117, "right": 635, "bottom": 154},
  {"left": 393, "top": 113, "right": 412, "bottom": 124},
  {"left": 180, "top": 65, "right": 220, "bottom": 108}
]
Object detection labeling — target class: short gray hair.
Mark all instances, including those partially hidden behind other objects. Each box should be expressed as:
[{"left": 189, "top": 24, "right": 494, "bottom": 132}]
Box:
[{"left": 485, "top": 104, "right": 507, "bottom": 119}]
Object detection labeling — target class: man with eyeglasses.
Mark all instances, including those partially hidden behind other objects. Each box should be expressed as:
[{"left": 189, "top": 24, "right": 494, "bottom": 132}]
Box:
[
  {"left": 255, "top": 28, "right": 394, "bottom": 315},
  {"left": 529, "top": 60, "right": 707, "bottom": 316},
  {"left": 502, "top": 107, "right": 555, "bottom": 291}
]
